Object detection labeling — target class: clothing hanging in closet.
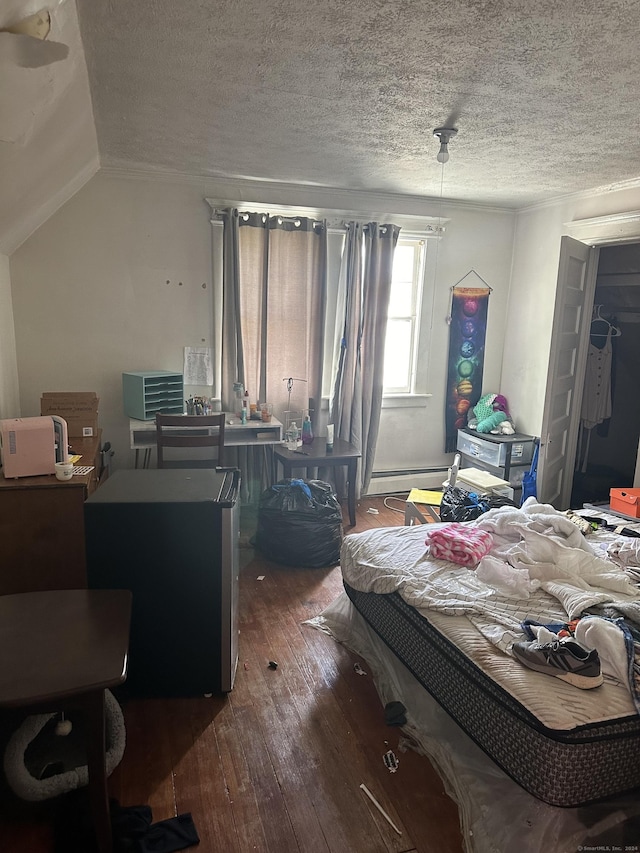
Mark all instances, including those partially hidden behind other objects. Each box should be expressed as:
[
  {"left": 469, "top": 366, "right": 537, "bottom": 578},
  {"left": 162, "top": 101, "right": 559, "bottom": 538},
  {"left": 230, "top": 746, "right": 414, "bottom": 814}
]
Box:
[
  {"left": 577, "top": 324, "right": 613, "bottom": 472},
  {"left": 582, "top": 324, "right": 613, "bottom": 429}
]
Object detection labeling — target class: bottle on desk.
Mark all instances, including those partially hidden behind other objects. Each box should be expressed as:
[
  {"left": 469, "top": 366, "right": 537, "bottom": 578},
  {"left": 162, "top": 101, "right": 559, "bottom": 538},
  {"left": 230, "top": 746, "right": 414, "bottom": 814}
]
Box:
[
  {"left": 233, "top": 382, "right": 244, "bottom": 417},
  {"left": 326, "top": 424, "right": 334, "bottom": 451},
  {"left": 301, "top": 415, "right": 314, "bottom": 445},
  {"left": 286, "top": 422, "right": 300, "bottom": 451}
]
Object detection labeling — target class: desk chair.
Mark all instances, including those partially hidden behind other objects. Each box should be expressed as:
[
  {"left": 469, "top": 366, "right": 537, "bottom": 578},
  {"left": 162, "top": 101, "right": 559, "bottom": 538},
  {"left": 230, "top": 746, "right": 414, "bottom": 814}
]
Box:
[
  {"left": 156, "top": 412, "right": 226, "bottom": 468},
  {"left": 0, "top": 589, "right": 132, "bottom": 853}
]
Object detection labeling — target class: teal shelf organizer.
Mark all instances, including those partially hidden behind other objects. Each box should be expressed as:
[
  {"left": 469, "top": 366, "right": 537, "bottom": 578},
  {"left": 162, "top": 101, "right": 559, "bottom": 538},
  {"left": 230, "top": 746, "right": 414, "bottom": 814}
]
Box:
[{"left": 122, "top": 371, "right": 184, "bottom": 420}]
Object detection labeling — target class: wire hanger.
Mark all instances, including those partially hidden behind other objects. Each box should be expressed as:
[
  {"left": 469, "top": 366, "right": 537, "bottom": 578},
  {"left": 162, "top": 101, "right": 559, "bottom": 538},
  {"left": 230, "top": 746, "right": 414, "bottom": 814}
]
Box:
[{"left": 590, "top": 304, "right": 622, "bottom": 337}]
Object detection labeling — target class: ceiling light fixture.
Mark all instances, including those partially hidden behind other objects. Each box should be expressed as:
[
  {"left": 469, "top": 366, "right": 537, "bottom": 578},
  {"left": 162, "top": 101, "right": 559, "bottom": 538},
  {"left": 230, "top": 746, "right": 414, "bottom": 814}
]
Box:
[{"left": 433, "top": 127, "right": 458, "bottom": 164}]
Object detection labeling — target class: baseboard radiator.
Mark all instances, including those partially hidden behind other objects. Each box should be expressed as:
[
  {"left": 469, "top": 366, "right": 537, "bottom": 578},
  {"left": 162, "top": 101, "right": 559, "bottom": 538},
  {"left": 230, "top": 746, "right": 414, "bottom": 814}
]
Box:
[{"left": 366, "top": 468, "right": 449, "bottom": 497}]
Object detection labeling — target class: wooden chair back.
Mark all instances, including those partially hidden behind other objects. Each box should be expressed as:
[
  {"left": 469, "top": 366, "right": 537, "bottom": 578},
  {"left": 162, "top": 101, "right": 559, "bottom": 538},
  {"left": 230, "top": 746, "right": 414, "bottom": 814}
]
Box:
[{"left": 155, "top": 413, "right": 226, "bottom": 468}]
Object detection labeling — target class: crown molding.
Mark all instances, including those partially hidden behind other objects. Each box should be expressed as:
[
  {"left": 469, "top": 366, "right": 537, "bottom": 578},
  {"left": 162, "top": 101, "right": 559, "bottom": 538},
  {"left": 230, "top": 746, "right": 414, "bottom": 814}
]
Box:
[
  {"left": 564, "top": 209, "right": 640, "bottom": 246},
  {"left": 98, "top": 166, "right": 514, "bottom": 217},
  {"left": 519, "top": 175, "right": 640, "bottom": 215}
]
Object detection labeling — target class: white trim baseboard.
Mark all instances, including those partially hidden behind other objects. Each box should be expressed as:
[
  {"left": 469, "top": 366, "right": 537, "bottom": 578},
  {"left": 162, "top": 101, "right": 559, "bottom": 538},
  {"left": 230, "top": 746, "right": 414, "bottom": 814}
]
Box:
[{"left": 366, "top": 470, "right": 448, "bottom": 496}]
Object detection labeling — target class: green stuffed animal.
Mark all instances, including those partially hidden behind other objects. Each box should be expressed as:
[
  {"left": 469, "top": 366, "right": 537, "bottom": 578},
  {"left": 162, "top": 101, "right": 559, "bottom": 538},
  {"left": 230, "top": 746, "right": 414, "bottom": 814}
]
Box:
[
  {"left": 468, "top": 392, "right": 515, "bottom": 434},
  {"left": 476, "top": 410, "right": 507, "bottom": 433}
]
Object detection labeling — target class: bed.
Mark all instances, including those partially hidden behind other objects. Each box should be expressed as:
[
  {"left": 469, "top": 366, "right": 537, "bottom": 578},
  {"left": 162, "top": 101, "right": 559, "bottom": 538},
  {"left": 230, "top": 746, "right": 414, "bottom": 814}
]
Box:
[{"left": 334, "top": 501, "right": 640, "bottom": 809}]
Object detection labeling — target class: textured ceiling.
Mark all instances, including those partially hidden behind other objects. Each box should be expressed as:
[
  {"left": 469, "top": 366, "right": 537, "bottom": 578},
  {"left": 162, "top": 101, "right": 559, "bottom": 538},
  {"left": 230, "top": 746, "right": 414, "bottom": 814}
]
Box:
[{"left": 75, "top": 0, "right": 640, "bottom": 208}]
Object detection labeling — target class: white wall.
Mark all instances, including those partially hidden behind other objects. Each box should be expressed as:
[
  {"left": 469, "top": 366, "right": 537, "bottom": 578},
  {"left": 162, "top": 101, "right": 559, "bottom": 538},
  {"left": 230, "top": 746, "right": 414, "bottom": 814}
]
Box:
[
  {"left": 502, "top": 184, "right": 640, "bottom": 438},
  {"left": 8, "top": 168, "right": 640, "bottom": 491},
  {"left": 10, "top": 174, "right": 214, "bottom": 468},
  {"left": 9, "top": 171, "right": 516, "bottom": 481},
  {"left": 0, "top": 253, "right": 20, "bottom": 418},
  {"left": 372, "top": 203, "right": 515, "bottom": 491}
]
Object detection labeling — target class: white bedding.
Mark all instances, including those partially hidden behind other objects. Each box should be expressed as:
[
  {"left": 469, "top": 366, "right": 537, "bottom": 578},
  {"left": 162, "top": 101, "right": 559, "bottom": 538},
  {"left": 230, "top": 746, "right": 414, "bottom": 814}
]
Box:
[{"left": 340, "top": 499, "right": 640, "bottom": 731}]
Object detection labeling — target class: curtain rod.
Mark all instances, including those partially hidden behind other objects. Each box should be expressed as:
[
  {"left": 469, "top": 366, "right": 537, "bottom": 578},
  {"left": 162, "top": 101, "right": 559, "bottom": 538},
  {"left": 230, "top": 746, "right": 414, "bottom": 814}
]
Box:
[
  {"left": 210, "top": 209, "right": 445, "bottom": 236},
  {"left": 207, "top": 199, "right": 450, "bottom": 231},
  {"left": 211, "top": 208, "right": 392, "bottom": 226},
  {"left": 326, "top": 220, "right": 444, "bottom": 235}
]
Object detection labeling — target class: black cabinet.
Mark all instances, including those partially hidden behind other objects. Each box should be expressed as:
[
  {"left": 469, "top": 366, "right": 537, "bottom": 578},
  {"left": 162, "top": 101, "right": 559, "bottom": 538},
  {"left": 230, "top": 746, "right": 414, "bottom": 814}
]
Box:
[{"left": 84, "top": 468, "right": 240, "bottom": 696}]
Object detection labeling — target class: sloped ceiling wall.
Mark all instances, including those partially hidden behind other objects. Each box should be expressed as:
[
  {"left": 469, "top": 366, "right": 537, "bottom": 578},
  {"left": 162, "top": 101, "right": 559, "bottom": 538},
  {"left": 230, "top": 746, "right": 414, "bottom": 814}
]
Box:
[{"left": 0, "top": 0, "right": 98, "bottom": 255}]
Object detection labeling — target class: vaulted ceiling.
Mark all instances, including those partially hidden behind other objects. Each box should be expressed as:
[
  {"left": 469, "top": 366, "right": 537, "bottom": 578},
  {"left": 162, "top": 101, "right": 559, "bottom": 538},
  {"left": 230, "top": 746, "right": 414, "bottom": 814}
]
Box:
[{"left": 2, "top": 0, "right": 640, "bottom": 254}]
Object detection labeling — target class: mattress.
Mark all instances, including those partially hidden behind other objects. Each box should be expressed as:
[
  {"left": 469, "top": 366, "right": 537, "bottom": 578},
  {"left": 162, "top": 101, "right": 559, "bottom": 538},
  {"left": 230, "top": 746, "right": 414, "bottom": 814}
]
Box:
[{"left": 340, "top": 509, "right": 640, "bottom": 807}]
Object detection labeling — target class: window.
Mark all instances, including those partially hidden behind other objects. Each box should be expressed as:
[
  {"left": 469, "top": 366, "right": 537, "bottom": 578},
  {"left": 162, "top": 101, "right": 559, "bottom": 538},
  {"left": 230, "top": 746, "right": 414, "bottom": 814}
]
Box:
[
  {"left": 212, "top": 204, "right": 437, "bottom": 404},
  {"left": 383, "top": 238, "right": 426, "bottom": 393}
]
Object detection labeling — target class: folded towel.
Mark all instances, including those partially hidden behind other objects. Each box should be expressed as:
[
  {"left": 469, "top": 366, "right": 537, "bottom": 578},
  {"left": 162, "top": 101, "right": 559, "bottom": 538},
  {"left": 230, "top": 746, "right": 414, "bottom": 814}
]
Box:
[{"left": 426, "top": 523, "right": 494, "bottom": 567}]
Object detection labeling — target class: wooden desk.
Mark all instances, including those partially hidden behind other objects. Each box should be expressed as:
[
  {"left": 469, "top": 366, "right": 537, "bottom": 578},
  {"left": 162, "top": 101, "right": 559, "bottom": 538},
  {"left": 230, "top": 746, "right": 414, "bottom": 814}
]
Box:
[
  {"left": 0, "top": 432, "right": 102, "bottom": 595},
  {"left": 272, "top": 437, "right": 361, "bottom": 527},
  {"left": 129, "top": 415, "right": 283, "bottom": 468}
]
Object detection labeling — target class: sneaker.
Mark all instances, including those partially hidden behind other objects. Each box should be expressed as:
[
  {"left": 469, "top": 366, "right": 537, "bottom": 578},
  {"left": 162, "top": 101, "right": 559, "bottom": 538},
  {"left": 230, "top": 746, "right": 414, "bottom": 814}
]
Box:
[{"left": 511, "top": 637, "right": 603, "bottom": 689}]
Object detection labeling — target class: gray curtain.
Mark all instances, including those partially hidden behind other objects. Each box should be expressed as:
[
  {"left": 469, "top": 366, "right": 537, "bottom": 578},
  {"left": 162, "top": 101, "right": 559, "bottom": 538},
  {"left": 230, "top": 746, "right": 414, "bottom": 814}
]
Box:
[
  {"left": 330, "top": 221, "right": 400, "bottom": 496},
  {"left": 221, "top": 209, "right": 328, "bottom": 501},
  {"left": 221, "top": 208, "right": 243, "bottom": 412}
]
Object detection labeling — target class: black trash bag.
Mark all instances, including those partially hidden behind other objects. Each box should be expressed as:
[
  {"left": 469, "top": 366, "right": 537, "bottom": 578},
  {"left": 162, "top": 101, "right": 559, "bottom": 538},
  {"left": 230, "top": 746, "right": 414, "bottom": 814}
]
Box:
[
  {"left": 486, "top": 493, "right": 519, "bottom": 511},
  {"left": 255, "top": 478, "right": 343, "bottom": 568},
  {"left": 440, "top": 486, "right": 489, "bottom": 522},
  {"left": 440, "top": 486, "right": 517, "bottom": 523}
]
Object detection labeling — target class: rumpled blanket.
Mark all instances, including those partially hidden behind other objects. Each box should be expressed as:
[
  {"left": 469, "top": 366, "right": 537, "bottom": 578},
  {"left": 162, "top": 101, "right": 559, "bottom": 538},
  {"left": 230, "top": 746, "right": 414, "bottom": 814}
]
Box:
[
  {"left": 426, "top": 523, "right": 493, "bottom": 567},
  {"left": 607, "top": 538, "right": 640, "bottom": 569},
  {"left": 474, "top": 500, "right": 640, "bottom": 608},
  {"left": 340, "top": 498, "right": 640, "bottom": 711},
  {"left": 476, "top": 555, "right": 535, "bottom": 598}
]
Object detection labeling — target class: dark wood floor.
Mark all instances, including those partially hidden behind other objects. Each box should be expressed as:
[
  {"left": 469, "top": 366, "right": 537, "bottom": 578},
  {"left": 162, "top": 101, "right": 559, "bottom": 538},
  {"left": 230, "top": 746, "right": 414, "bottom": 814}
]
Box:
[{"left": 0, "top": 495, "right": 463, "bottom": 853}]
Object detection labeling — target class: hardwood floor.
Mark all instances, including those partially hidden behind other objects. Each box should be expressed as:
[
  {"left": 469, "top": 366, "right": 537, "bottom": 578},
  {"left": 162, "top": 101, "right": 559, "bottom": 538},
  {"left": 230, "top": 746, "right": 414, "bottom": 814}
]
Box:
[{"left": 0, "top": 495, "right": 463, "bottom": 853}]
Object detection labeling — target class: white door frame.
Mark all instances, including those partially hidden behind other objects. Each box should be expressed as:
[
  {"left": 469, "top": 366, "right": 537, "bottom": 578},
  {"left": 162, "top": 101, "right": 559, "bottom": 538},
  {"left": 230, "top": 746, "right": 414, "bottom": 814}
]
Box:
[
  {"left": 542, "top": 211, "right": 640, "bottom": 505},
  {"left": 538, "top": 238, "right": 598, "bottom": 508}
]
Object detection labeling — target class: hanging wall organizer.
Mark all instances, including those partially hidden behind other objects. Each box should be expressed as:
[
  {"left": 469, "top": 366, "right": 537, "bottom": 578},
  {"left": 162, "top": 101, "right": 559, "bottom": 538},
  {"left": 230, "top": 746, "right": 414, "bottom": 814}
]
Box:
[{"left": 444, "top": 270, "right": 492, "bottom": 453}]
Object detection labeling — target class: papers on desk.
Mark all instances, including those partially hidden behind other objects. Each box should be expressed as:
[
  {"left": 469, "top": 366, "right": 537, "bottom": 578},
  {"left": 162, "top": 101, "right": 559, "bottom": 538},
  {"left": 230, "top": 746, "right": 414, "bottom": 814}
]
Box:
[{"left": 407, "top": 488, "right": 443, "bottom": 506}]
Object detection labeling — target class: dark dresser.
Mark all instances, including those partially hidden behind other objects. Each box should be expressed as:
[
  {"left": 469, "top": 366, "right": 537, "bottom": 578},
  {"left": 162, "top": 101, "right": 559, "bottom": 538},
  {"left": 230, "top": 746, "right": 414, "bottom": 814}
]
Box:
[{"left": 0, "top": 432, "right": 102, "bottom": 595}]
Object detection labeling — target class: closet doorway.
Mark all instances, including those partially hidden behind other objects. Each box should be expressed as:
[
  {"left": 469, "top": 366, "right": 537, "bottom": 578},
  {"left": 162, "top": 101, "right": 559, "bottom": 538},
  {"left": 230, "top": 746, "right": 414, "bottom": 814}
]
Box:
[{"left": 571, "top": 243, "right": 640, "bottom": 507}]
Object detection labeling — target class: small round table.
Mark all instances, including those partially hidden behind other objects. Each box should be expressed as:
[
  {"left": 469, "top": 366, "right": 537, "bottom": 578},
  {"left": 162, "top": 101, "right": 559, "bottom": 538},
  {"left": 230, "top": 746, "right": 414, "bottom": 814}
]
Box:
[
  {"left": 0, "top": 589, "right": 132, "bottom": 853},
  {"left": 272, "top": 436, "right": 361, "bottom": 526}
]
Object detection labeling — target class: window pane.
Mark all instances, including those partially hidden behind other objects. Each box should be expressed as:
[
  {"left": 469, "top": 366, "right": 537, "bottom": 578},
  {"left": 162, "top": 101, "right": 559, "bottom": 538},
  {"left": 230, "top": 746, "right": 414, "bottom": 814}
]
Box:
[
  {"left": 388, "top": 278, "right": 414, "bottom": 316},
  {"left": 383, "top": 318, "right": 412, "bottom": 390},
  {"left": 392, "top": 244, "right": 416, "bottom": 283},
  {"left": 388, "top": 245, "right": 416, "bottom": 316}
]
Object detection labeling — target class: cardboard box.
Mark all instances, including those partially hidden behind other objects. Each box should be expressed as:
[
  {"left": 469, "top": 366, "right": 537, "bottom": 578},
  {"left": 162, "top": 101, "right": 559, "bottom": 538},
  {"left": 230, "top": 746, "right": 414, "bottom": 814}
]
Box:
[
  {"left": 40, "top": 392, "right": 99, "bottom": 438},
  {"left": 610, "top": 488, "right": 640, "bottom": 518}
]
